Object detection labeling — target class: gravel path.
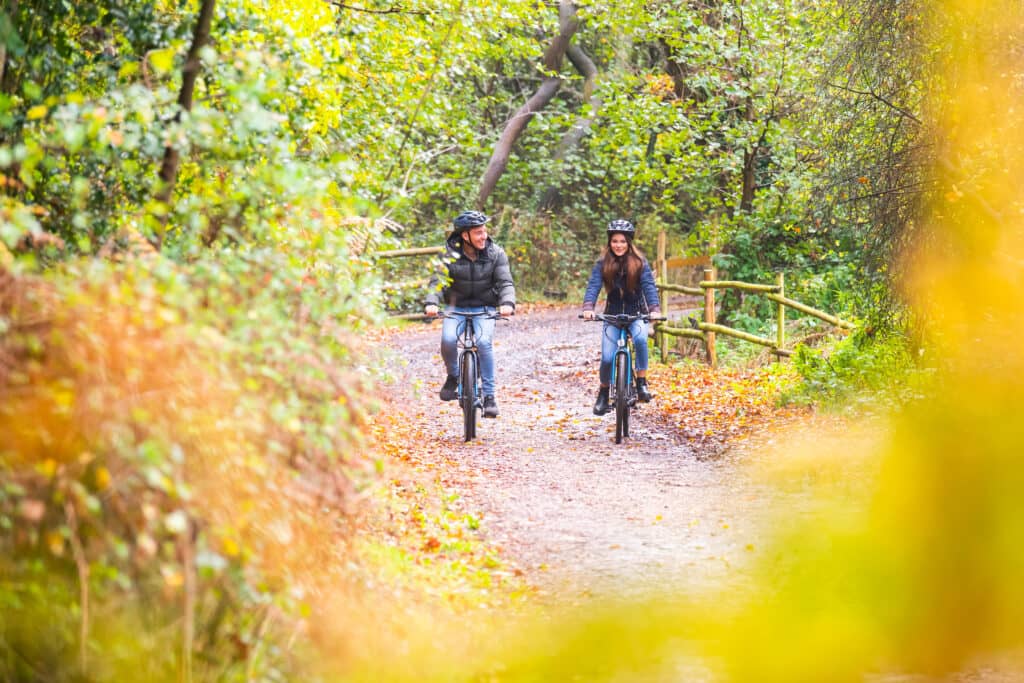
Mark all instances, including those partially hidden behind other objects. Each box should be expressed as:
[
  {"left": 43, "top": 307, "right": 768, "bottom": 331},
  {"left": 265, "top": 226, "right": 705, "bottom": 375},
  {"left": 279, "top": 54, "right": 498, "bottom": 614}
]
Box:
[{"left": 383, "top": 305, "right": 779, "bottom": 602}]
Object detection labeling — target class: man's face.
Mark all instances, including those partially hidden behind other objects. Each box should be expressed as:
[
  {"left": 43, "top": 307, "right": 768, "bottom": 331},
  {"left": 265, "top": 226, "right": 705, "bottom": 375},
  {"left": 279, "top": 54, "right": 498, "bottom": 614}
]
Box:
[{"left": 462, "top": 225, "right": 488, "bottom": 251}]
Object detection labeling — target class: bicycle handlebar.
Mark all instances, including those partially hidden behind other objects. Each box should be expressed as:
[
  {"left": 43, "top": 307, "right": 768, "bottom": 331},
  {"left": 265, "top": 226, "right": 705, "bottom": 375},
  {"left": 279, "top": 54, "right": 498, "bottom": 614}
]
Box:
[
  {"left": 440, "top": 311, "right": 510, "bottom": 321},
  {"left": 578, "top": 313, "right": 665, "bottom": 324}
]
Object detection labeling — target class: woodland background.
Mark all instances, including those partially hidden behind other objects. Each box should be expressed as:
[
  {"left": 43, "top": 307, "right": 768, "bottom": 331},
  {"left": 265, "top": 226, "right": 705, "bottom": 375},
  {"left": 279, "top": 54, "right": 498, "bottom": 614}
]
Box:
[{"left": 1, "top": 0, "right": 1022, "bottom": 681}]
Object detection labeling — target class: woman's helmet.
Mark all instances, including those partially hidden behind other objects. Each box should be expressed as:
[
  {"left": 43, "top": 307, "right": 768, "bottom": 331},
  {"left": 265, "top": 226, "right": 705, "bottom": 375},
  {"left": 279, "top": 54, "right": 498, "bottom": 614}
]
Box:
[
  {"left": 607, "top": 219, "right": 635, "bottom": 236},
  {"left": 453, "top": 210, "right": 490, "bottom": 230}
]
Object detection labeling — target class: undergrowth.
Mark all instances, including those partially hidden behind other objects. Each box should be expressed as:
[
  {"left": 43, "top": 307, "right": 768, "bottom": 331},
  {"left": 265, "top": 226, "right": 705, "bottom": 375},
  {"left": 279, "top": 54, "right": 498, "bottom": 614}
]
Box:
[{"left": 783, "top": 328, "right": 932, "bottom": 412}]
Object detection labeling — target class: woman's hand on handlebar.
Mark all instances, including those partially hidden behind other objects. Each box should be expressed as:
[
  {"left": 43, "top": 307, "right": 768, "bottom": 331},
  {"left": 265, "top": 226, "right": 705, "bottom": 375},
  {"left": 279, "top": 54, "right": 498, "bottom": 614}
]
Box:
[{"left": 581, "top": 310, "right": 595, "bottom": 320}]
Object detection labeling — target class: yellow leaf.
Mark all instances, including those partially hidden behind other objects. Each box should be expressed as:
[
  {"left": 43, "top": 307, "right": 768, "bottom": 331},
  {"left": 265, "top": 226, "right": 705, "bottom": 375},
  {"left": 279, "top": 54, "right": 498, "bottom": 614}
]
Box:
[
  {"left": 26, "top": 105, "right": 48, "bottom": 120},
  {"left": 38, "top": 459, "right": 58, "bottom": 478},
  {"left": 46, "top": 530, "right": 64, "bottom": 557},
  {"left": 149, "top": 48, "right": 177, "bottom": 74},
  {"left": 118, "top": 61, "right": 140, "bottom": 79},
  {"left": 221, "top": 536, "right": 240, "bottom": 558},
  {"left": 95, "top": 466, "right": 111, "bottom": 491}
]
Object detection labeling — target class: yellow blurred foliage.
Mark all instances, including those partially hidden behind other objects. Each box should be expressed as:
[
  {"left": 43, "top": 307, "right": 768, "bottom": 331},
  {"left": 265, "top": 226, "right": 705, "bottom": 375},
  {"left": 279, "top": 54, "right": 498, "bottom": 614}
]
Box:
[{"left": 708, "top": 0, "right": 1024, "bottom": 679}]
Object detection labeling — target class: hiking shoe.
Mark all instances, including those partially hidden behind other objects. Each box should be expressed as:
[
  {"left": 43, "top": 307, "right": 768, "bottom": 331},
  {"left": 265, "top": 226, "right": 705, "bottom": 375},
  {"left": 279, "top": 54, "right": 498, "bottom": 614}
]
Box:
[
  {"left": 636, "top": 377, "right": 653, "bottom": 403},
  {"left": 483, "top": 395, "right": 499, "bottom": 418},
  {"left": 593, "top": 386, "right": 610, "bottom": 416},
  {"left": 439, "top": 375, "right": 459, "bottom": 401}
]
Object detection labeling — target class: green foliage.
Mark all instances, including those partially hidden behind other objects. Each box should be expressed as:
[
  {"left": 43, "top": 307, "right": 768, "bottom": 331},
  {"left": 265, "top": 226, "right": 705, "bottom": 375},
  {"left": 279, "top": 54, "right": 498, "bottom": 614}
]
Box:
[
  {"left": 499, "top": 212, "right": 592, "bottom": 298},
  {"left": 785, "top": 329, "right": 927, "bottom": 409}
]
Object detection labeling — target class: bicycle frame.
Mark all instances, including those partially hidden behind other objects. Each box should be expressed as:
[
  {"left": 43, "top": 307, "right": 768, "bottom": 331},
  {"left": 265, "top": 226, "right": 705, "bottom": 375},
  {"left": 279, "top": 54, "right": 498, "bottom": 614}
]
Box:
[
  {"left": 607, "top": 323, "right": 636, "bottom": 407},
  {"left": 454, "top": 316, "right": 483, "bottom": 404},
  {"left": 442, "top": 310, "right": 504, "bottom": 441},
  {"left": 582, "top": 312, "right": 657, "bottom": 443}
]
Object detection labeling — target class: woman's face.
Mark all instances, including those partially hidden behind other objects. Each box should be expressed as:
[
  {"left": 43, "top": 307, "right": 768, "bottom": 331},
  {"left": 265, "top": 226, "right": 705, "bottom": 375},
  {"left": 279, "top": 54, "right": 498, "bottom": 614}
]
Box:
[{"left": 609, "top": 233, "right": 629, "bottom": 257}]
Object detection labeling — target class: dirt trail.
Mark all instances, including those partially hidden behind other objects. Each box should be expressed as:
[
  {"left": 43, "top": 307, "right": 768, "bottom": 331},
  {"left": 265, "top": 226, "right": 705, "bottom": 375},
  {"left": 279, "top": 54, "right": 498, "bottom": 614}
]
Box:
[{"left": 384, "top": 305, "right": 778, "bottom": 601}]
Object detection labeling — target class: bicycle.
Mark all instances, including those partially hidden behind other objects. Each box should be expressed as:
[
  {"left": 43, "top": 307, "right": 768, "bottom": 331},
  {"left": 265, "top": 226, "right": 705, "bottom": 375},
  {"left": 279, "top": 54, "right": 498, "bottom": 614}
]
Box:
[
  {"left": 442, "top": 310, "right": 506, "bottom": 441},
  {"left": 581, "top": 312, "right": 660, "bottom": 444}
]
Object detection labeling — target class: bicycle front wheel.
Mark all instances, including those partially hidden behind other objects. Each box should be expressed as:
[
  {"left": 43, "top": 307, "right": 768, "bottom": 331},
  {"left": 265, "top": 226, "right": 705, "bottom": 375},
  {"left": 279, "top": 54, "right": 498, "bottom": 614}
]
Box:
[
  {"left": 614, "top": 351, "right": 629, "bottom": 444},
  {"left": 461, "top": 352, "right": 478, "bottom": 441}
]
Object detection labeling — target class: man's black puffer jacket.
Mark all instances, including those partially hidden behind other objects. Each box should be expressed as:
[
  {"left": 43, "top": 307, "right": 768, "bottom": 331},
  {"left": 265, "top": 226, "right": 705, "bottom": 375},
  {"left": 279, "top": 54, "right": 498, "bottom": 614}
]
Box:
[{"left": 424, "top": 234, "right": 516, "bottom": 310}]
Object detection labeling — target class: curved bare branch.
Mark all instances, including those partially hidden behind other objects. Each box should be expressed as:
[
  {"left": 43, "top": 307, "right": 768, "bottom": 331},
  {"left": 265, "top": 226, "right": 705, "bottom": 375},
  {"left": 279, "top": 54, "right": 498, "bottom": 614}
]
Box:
[{"left": 476, "top": 1, "right": 579, "bottom": 208}]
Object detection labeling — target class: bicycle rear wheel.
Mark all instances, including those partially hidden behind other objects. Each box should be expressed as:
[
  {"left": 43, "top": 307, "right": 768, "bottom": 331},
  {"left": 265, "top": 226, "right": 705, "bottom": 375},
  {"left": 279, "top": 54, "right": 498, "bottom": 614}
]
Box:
[
  {"left": 614, "top": 351, "right": 629, "bottom": 444},
  {"left": 461, "top": 352, "right": 478, "bottom": 441}
]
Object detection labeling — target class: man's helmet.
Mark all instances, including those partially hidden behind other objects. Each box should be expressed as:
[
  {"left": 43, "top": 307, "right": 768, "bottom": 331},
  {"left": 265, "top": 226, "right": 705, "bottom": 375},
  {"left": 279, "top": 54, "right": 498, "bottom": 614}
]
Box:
[
  {"left": 453, "top": 210, "right": 490, "bottom": 230},
  {"left": 607, "top": 219, "right": 635, "bottom": 236}
]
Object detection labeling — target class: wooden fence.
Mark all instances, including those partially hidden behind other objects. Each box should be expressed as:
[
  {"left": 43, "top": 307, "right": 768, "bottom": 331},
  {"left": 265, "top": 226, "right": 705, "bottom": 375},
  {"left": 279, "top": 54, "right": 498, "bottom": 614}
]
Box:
[
  {"left": 653, "top": 267, "right": 854, "bottom": 366},
  {"left": 373, "top": 245, "right": 445, "bottom": 320}
]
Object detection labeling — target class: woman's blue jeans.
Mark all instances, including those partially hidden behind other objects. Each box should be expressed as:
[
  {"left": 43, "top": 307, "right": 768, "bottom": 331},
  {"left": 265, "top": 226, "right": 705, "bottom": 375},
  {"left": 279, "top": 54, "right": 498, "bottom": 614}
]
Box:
[
  {"left": 441, "top": 306, "right": 497, "bottom": 397},
  {"left": 599, "top": 319, "right": 648, "bottom": 385}
]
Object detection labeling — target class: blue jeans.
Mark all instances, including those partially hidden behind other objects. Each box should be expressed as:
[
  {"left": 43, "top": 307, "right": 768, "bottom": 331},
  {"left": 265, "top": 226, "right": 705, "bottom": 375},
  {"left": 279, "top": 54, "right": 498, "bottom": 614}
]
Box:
[
  {"left": 441, "top": 306, "right": 497, "bottom": 397},
  {"left": 599, "top": 319, "right": 648, "bottom": 385}
]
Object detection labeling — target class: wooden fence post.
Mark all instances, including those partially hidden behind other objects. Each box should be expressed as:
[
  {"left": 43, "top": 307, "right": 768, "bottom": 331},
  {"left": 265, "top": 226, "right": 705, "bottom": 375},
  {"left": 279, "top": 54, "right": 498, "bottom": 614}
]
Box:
[
  {"left": 657, "top": 230, "right": 667, "bottom": 363},
  {"left": 704, "top": 267, "right": 717, "bottom": 368},
  {"left": 776, "top": 271, "right": 785, "bottom": 360}
]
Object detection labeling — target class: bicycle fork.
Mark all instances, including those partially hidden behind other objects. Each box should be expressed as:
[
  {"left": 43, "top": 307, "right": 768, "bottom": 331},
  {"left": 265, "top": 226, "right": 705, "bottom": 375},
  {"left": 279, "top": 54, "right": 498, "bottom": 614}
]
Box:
[
  {"left": 612, "top": 337, "right": 638, "bottom": 407},
  {"left": 460, "top": 348, "right": 483, "bottom": 408}
]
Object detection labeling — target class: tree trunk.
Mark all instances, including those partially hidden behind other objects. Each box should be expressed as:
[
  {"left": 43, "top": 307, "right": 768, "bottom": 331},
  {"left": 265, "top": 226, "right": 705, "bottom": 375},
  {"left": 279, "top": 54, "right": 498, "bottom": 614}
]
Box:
[
  {"left": 1, "top": 0, "right": 20, "bottom": 95},
  {"left": 476, "top": 0, "right": 579, "bottom": 208},
  {"left": 741, "top": 141, "right": 757, "bottom": 213},
  {"left": 153, "top": 0, "right": 217, "bottom": 250},
  {"left": 537, "top": 43, "right": 599, "bottom": 212}
]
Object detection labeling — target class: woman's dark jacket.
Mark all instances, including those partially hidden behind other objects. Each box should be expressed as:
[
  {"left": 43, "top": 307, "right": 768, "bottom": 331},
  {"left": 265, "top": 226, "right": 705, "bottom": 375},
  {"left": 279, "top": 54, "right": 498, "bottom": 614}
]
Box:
[
  {"left": 424, "top": 233, "right": 516, "bottom": 310},
  {"left": 582, "top": 257, "right": 660, "bottom": 315}
]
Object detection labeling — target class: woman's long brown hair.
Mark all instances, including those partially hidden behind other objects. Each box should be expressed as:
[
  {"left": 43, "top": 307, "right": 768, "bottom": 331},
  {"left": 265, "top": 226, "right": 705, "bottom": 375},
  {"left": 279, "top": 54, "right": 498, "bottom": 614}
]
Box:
[{"left": 600, "top": 237, "right": 646, "bottom": 294}]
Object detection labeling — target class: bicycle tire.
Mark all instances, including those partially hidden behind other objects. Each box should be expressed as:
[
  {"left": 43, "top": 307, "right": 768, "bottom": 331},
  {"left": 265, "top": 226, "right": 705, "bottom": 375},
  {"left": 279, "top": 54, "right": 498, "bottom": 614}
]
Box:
[
  {"left": 614, "top": 351, "right": 629, "bottom": 444},
  {"left": 461, "top": 352, "right": 478, "bottom": 441}
]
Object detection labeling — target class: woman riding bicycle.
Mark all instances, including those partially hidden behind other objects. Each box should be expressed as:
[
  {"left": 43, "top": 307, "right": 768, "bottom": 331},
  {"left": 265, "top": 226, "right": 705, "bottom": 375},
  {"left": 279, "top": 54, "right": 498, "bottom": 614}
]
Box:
[{"left": 581, "top": 219, "right": 661, "bottom": 416}]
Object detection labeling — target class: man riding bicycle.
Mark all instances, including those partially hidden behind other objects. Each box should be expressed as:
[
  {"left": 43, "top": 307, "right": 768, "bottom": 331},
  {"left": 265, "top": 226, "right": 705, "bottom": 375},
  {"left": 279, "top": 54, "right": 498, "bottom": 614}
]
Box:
[{"left": 424, "top": 210, "right": 516, "bottom": 418}]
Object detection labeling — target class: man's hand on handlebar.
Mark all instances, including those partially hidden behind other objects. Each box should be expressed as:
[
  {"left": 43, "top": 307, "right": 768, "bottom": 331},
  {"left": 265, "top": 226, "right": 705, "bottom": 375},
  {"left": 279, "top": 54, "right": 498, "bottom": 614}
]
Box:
[{"left": 426, "top": 305, "right": 511, "bottom": 318}]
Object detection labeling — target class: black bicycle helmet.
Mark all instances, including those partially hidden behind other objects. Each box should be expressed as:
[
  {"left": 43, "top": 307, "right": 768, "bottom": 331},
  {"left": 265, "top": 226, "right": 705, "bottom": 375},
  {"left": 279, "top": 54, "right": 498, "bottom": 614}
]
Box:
[
  {"left": 607, "top": 219, "right": 635, "bottom": 236},
  {"left": 453, "top": 210, "right": 490, "bottom": 230}
]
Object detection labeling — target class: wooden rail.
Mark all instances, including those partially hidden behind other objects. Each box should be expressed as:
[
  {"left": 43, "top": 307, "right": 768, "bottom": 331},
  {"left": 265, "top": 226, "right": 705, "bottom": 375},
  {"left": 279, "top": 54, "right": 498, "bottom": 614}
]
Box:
[
  {"left": 699, "top": 280, "right": 781, "bottom": 293},
  {"left": 658, "top": 282, "right": 703, "bottom": 296},
  {"left": 765, "top": 292, "right": 855, "bottom": 329},
  {"left": 372, "top": 246, "right": 447, "bottom": 318},
  {"left": 655, "top": 270, "right": 852, "bottom": 365},
  {"left": 372, "top": 246, "right": 446, "bottom": 258}
]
